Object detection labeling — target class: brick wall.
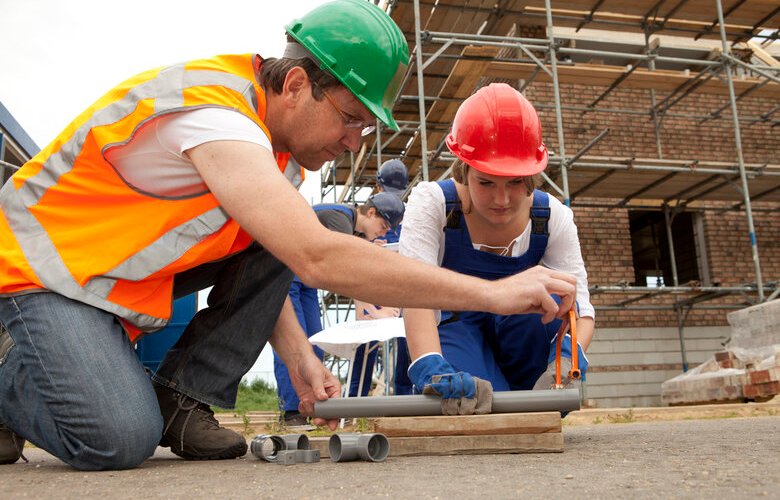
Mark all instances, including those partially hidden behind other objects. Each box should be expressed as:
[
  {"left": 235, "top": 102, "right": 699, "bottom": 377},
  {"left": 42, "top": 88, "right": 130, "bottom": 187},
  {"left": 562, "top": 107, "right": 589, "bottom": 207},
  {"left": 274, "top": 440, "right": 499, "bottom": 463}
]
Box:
[
  {"left": 527, "top": 84, "right": 777, "bottom": 164},
  {"left": 520, "top": 82, "right": 779, "bottom": 329}
]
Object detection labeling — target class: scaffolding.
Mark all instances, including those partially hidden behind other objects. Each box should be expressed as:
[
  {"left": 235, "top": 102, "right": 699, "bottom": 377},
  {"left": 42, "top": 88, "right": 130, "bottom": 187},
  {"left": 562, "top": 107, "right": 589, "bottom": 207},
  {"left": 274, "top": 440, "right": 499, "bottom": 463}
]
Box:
[{"left": 317, "top": 0, "right": 778, "bottom": 376}]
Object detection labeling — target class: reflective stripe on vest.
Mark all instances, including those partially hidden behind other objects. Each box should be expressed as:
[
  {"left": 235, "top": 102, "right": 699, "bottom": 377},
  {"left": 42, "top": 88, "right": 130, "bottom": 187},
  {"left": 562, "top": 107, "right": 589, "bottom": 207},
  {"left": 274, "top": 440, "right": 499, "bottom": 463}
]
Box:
[{"left": 0, "top": 55, "right": 290, "bottom": 334}]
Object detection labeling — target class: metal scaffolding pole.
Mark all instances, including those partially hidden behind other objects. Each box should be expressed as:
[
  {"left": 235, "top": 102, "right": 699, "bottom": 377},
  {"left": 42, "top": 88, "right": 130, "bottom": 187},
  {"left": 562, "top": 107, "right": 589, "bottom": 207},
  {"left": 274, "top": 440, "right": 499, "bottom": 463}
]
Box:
[
  {"left": 413, "top": 0, "right": 430, "bottom": 181},
  {"left": 715, "top": 0, "right": 764, "bottom": 301},
  {"left": 644, "top": 31, "right": 664, "bottom": 157},
  {"left": 545, "top": 0, "right": 570, "bottom": 206}
]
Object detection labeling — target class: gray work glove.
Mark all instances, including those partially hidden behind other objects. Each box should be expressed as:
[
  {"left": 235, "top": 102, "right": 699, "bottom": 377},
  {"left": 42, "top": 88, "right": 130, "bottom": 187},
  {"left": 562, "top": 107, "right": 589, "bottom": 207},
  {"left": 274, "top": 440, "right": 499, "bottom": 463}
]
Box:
[
  {"left": 423, "top": 374, "right": 494, "bottom": 416},
  {"left": 532, "top": 357, "right": 582, "bottom": 391}
]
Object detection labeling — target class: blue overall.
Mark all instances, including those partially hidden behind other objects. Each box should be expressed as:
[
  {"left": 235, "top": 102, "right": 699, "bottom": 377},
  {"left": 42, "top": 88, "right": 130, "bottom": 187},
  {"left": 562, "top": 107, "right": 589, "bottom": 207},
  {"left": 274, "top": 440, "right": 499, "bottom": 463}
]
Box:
[
  {"left": 274, "top": 204, "right": 377, "bottom": 409},
  {"left": 436, "top": 179, "right": 563, "bottom": 391},
  {"left": 380, "top": 224, "right": 402, "bottom": 244}
]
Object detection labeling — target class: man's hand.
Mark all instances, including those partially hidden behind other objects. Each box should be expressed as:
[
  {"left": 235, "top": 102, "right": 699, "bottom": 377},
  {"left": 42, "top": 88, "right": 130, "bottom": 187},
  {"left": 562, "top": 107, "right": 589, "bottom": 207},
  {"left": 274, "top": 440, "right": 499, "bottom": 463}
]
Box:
[
  {"left": 287, "top": 351, "right": 341, "bottom": 430},
  {"left": 408, "top": 353, "right": 493, "bottom": 415},
  {"left": 532, "top": 335, "right": 589, "bottom": 390},
  {"left": 490, "top": 266, "right": 577, "bottom": 322}
]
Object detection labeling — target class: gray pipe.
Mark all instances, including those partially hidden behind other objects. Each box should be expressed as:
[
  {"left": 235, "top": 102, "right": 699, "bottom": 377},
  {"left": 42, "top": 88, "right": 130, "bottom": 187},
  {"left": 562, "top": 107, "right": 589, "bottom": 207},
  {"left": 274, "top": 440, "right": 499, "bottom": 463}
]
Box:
[
  {"left": 250, "top": 434, "right": 310, "bottom": 462},
  {"left": 313, "top": 388, "right": 580, "bottom": 419},
  {"left": 329, "top": 433, "right": 389, "bottom": 463},
  {"left": 281, "top": 434, "right": 309, "bottom": 451},
  {"left": 250, "top": 434, "right": 286, "bottom": 462}
]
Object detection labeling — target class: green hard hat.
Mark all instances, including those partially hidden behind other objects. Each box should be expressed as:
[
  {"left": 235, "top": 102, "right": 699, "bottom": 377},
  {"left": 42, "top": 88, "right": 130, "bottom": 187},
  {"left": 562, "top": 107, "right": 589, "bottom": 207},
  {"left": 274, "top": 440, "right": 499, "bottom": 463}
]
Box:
[{"left": 285, "top": 0, "right": 409, "bottom": 131}]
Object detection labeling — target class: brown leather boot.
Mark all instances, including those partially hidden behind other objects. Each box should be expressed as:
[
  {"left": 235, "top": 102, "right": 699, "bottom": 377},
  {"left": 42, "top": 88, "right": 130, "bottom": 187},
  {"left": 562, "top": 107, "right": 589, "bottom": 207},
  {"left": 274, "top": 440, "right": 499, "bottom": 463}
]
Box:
[
  {"left": 154, "top": 382, "right": 247, "bottom": 460},
  {"left": 0, "top": 423, "right": 27, "bottom": 465}
]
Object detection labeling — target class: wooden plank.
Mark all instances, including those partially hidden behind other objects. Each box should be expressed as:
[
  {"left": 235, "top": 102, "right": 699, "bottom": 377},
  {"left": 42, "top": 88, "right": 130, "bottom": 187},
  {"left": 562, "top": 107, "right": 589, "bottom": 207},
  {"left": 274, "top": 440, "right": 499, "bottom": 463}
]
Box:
[
  {"left": 373, "top": 412, "right": 561, "bottom": 437},
  {"left": 743, "top": 41, "right": 780, "bottom": 68},
  {"left": 522, "top": 6, "right": 757, "bottom": 35},
  {"left": 485, "top": 61, "right": 780, "bottom": 98},
  {"left": 393, "top": 0, "right": 778, "bottom": 34},
  {"left": 308, "top": 432, "right": 563, "bottom": 458},
  {"left": 388, "top": 433, "right": 563, "bottom": 455}
]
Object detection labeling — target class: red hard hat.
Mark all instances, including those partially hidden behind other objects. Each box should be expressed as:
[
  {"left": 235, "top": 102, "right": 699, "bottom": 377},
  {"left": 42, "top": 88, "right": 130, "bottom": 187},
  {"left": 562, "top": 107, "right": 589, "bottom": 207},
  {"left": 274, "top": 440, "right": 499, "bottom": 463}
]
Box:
[{"left": 445, "top": 83, "right": 548, "bottom": 177}]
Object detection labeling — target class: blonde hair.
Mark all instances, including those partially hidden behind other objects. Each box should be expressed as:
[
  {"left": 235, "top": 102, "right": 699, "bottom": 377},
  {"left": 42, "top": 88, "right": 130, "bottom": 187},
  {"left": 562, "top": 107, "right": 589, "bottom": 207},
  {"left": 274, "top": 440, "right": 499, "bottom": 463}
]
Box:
[{"left": 451, "top": 160, "right": 541, "bottom": 193}]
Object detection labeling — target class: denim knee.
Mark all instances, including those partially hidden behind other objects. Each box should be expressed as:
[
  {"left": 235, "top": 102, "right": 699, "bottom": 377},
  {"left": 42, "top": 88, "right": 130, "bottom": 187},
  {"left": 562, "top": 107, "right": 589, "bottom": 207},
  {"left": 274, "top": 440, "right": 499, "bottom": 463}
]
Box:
[{"left": 63, "top": 411, "right": 163, "bottom": 471}]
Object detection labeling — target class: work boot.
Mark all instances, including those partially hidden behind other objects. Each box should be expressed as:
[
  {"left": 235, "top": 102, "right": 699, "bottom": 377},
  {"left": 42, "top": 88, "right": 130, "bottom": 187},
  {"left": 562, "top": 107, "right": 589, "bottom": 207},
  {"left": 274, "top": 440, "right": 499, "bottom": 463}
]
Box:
[
  {"left": 280, "top": 410, "right": 314, "bottom": 430},
  {"left": 0, "top": 423, "right": 27, "bottom": 465},
  {"left": 154, "top": 382, "right": 247, "bottom": 460}
]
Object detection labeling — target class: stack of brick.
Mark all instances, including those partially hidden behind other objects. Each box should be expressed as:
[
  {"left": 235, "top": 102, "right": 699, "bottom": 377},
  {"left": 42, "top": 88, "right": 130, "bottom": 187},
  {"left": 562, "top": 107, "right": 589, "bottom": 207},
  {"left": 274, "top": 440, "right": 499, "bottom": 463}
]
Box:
[
  {"left": 661, "top": 347, "right": 780, "bottom": 405},
  {"left": 743, "top": 352, "right": 780, "bottom": 401},
  {"left": 660, "top": 353, "right": 748, "bottom": 405},
  {"left": 727, "top": 300, "right": 780, "bottom": 350}
]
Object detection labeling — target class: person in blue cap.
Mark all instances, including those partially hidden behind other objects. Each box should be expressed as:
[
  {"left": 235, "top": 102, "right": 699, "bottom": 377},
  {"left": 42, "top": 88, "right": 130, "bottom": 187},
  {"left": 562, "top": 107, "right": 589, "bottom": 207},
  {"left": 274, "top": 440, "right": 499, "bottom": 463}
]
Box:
[
  {"left": 374, "top": 159, "right": 408, "bottom": 244},
  {"left": 275, "top": 192, "right": 405, "bottom": 426}
]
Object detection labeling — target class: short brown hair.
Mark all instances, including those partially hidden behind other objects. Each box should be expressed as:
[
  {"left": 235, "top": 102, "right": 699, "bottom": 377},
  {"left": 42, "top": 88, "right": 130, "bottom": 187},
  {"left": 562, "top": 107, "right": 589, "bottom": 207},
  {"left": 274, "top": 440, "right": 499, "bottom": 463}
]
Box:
[{"left": 260, "top": 55, "right": 339, "bottom": 100}]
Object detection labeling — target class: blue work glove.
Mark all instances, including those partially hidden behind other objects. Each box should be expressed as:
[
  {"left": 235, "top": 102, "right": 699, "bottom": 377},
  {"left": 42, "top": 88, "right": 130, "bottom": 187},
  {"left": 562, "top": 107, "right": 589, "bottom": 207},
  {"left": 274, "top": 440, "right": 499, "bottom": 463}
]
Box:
[
  {"left": 408, "top": 354, "right": 493, "bottom": 415},
  {"left": 533, "top": 334, "right": 589, "bottom": 391}
]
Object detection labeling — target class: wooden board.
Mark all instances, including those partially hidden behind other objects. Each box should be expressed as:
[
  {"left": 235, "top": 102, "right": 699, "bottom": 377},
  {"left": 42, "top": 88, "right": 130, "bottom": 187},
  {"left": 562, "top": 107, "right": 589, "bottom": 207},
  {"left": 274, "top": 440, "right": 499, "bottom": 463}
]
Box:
[
  {"left": 484, "top": 61, "right": 780, "bottom": 99},
  {"left": 387, "top": 433, "right": 563, "bottom": 455},
  {"left": 308, "top": 432, "right": 563, "bottom": 458},
  {"left": 373, "top": 412, "right": 561, "bottom": 437}
]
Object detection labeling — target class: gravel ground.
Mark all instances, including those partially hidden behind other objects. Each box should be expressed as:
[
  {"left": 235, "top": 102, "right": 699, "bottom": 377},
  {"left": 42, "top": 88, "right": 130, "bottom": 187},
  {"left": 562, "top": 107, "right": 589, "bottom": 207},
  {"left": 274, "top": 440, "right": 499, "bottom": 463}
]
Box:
[{"left": 2, "top": 416, "right": 778, "bottom": 499}]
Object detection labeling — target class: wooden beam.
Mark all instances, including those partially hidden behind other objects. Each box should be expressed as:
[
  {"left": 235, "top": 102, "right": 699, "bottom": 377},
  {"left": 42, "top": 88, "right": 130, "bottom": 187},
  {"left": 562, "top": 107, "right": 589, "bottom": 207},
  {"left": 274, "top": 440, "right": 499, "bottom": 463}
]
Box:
[
  {"left": 742, "top": 40, "right": 780, "bottom": 68},
  {"left": 485, "top": 61, "right": 780, "bottom": 98},
  {"left": 386, "top": 433, "right": 563, "bottom": 456},
  {"left": 373, "top": 412, "right": 562, "bottom": 437}
]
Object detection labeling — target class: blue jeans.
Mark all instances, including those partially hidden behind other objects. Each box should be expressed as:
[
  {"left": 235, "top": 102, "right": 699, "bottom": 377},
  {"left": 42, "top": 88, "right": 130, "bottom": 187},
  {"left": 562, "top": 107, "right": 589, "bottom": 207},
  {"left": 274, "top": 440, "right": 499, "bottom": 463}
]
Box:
[
  {"left": 0, "top": 244, "right": 292, "bottom": 470},
  {"left": 349, "top": 342, "right": 378, "bottom": 397}
]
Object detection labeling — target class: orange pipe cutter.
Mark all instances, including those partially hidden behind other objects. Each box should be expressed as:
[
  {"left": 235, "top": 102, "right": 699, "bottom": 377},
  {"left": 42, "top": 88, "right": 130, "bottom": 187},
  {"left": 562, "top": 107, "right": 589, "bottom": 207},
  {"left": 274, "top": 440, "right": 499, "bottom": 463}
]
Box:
[{"left": 555, "top": 309, "right": 580, "bottom": 388}]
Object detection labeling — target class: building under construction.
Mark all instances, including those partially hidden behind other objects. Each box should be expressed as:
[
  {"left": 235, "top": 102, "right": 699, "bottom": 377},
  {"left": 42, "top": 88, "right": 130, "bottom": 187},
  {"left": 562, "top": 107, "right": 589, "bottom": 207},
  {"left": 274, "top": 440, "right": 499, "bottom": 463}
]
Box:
[{"left": 321, "top": 0, "right": 779, "bottom": 407}]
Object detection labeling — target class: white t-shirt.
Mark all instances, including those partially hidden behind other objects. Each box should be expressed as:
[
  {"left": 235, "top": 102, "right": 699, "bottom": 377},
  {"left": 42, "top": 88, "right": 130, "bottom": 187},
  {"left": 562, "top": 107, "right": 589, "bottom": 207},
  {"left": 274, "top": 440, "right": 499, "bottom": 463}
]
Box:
[
  {"left": 104, "top": 107, "right": 284, "bottom": 198},
  {"left": 398, "top": 181, "right": 594, "bottom": 319}
]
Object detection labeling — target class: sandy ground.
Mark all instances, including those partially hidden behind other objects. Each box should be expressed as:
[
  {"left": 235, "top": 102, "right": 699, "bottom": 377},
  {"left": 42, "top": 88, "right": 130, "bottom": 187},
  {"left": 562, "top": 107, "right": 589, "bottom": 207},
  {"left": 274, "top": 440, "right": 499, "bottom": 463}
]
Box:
[{"left": 3, "top": 414, "right": 778, "bottom": 499}]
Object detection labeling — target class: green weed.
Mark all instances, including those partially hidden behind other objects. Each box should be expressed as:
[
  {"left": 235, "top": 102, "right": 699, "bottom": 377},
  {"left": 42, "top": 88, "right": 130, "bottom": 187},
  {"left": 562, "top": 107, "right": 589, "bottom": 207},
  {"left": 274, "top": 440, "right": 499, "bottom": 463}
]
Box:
[
  {"left": 214, "top": 378, "right": 280, "bottom": 413},
  {"left": 606, "top": 409, "right": 635, "bottom": 424}
]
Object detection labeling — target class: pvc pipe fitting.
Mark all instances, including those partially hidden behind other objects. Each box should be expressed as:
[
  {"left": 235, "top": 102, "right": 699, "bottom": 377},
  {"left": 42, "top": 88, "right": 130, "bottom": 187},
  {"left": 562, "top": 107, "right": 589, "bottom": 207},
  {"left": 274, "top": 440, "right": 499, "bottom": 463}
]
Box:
[
  {"left": 295, "top": 449, "right": 321, "bottom": 463},
  {"left": 250, "top": 434, "right": 287, "bottom": 462},
  {"left": 281, "top": 433, "right": 310, "bottom": 451},
  {"left": 329, "top": 433, "right": 389, "bottom": 463},
  {"left": 276, "top": 450, "right": 297, "bottom": 465}
]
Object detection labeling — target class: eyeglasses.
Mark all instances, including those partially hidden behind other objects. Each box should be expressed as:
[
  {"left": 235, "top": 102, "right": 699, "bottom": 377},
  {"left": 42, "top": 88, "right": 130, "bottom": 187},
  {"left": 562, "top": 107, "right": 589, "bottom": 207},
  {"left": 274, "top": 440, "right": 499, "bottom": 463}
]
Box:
[{"left": 312, "top": 81, "right": 376, "bottom": 137}]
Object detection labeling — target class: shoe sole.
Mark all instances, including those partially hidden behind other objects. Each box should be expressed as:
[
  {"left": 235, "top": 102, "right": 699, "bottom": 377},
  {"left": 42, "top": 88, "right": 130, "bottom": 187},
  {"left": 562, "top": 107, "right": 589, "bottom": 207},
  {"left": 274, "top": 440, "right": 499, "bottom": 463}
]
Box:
[
  {"left": 285, "top": 424, "right": 315, "bottom": 432},
  {"left": 172, "top": 440, "right": 248, "bottom": 461}
]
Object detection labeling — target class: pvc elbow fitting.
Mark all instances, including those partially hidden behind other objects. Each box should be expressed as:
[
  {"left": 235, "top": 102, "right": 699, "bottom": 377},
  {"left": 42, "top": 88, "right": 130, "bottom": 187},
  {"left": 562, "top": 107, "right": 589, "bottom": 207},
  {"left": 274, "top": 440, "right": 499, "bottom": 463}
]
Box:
[
  {"left": 250, "top": 434, "right": 310, "bottom": 462},
  {"left": 329, "top": 433, "right": 389, "bottom": 463}
]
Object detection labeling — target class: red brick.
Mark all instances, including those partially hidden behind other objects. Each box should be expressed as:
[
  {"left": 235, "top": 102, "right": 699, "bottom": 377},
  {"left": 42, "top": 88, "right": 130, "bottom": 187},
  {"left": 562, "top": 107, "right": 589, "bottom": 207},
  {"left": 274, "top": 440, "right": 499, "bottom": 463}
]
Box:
[
  {"left": 748, "top": 368, "right": 780, "bottom": 385},
  {"left": 743, "top": 381, "right": 780, "bottom": 398}
]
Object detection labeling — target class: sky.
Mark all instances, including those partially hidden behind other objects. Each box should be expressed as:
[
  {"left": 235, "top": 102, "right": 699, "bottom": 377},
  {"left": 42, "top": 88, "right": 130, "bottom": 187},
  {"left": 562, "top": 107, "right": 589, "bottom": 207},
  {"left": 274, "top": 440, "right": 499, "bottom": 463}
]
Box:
[{"left": 0, "top": 0, "right": 337, "bottom": 384}]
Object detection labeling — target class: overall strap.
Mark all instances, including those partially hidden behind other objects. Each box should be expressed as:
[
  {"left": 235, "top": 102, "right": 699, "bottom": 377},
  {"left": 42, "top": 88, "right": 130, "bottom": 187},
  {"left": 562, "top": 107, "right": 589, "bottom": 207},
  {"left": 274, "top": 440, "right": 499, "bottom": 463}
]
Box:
[
  {"left": 526, "top": 189, "right": 550, "bottom": 264},
  {"left": 437, "top": 179, "right": 462, "bottom": 229}
]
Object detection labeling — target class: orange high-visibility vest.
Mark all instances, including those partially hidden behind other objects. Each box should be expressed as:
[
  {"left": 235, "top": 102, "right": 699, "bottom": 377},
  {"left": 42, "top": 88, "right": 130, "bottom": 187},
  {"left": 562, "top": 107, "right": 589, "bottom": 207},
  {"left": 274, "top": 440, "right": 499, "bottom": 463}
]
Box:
[{"left": 0, "top": 54, "right": 301, "bottom": 341}]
